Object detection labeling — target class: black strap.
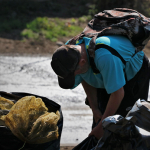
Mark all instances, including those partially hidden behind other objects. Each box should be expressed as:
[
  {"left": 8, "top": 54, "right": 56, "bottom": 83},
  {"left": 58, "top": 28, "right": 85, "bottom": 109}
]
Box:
[
  {"left": 87, "top": 44, "right": 126, "bottom": 74},
  {"left": 95, "top": 44, "right": 126, "bottom": 65}
]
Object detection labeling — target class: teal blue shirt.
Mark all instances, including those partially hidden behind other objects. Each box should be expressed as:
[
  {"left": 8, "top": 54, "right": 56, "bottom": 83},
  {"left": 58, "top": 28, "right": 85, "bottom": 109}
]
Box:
[{"left": 67, "top": 35, "right": 144, "bottom": 94}]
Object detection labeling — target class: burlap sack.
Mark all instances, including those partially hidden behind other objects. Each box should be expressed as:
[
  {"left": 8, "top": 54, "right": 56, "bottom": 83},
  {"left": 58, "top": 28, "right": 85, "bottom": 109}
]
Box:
[
  {"left": 0, "top": 97, "right": 14, "bottom": 126},
  {"left": 0, "top": 97, "right": 14, "bottom": 110},
  {"left": 4, "top": 96, "right": 60, "bottom": 144}
]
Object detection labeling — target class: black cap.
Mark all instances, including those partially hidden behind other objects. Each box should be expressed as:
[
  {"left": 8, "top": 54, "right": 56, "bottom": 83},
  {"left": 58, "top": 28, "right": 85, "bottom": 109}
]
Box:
[{"left": 51, "top": 45, "right": 80, "bottom": 89}]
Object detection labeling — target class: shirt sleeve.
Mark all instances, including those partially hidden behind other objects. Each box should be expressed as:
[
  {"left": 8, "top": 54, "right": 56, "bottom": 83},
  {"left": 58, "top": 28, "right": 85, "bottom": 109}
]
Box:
[{"left": 95, "top": 48, "right": 126, "bottom": 94}]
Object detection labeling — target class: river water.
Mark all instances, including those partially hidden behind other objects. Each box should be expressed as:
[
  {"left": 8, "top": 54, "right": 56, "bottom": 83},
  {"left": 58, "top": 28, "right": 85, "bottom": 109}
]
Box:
[
  {"left": 0, "top": 56, "right": 150, "bottom": 145},
  {"left": 0, "top": 56, "right": 93, "bottom": 145}
]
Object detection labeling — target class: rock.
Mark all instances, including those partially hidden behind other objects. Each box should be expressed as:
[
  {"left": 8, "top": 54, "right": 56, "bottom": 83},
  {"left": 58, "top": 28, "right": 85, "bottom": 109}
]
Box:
[{"left": 56, "top": 41, "right": 64, "bottom": 47}]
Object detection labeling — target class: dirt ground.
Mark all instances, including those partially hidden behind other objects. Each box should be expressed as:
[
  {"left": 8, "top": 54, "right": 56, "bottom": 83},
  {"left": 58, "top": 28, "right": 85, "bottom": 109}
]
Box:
[
  {"left": 0, "top": 36, "right": 150, "bottom": 57},
  {"left": 60, "top": 146, "right": 75, "bottom": 150},
  {"left": 0, "top": 37, "right": 61, "bottom": 56}
]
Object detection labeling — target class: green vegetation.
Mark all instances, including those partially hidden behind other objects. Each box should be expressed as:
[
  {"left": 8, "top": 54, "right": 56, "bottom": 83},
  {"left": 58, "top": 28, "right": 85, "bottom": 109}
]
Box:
[
  {"left": 21, "top": 17, "right": 83, "bottom": 42},
  {"left": 78, "top": 15, "right": 92, "bottom": 23},
  {"left": 0, "top": 0, "right": 150, "bottom": 42},
  {"left": 0, "top": 0, "right": 91, "bottom": 41}
]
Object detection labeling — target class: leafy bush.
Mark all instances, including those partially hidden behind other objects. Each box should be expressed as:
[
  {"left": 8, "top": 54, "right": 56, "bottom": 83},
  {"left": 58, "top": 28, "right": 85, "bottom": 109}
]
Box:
[
  {"left": 78, "top": 15, "right": 92, "bottom": 23},
  {"left": 21, "top": 17, "right": 82, "bottom": 41}
]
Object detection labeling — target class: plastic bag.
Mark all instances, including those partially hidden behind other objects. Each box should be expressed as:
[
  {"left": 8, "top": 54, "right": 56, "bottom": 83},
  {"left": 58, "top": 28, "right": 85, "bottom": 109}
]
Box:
[
  {"left": 126, "top": 99, "right": 150, "bottom": 132},
  {"left": 74, "top": 99, "right": 150, "bottom": 150},
  {"left": 0, "top": 91, "right": 63, "bottom": 150},
  {"left": 72, "top": 136, "right": 98, "bottom": 150},
  {"left": 94, "top": 99, "right": 150, "bottom": 150}
]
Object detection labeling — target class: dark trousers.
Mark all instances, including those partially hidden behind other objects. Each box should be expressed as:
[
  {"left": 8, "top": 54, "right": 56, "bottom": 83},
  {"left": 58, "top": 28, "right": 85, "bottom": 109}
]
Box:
[{"left": 86, "top": 55, "right": 150, "bottom": 128}]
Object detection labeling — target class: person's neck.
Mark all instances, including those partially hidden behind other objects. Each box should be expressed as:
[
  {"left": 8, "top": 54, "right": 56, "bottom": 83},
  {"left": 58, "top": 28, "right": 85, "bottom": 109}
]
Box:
[
  {"left": 80, "top": 43, "right": 88, "bottom": 60},
  {"left": 80, "top": 43, "right": 89, "bottom": 71}
]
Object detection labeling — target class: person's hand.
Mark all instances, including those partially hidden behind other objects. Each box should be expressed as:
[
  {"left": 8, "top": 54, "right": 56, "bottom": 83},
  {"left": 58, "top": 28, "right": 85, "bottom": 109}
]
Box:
[
  {"left": 89, "top": 123, "right": 104, "bottom": 139},
  {"left": 92, "top": 109, "right": 102, "bottom": 123}
]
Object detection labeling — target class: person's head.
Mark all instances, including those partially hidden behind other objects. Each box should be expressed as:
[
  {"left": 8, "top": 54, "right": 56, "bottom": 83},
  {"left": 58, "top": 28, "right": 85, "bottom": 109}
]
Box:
[{"left": 51, "top": 44, "right": 88, "bottom": 89}]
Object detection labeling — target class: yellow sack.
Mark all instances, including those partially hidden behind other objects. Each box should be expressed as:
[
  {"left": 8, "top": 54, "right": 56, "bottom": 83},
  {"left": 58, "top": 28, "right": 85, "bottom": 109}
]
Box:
[
  {"left": 0, "top": 97, "right": 14, "bottom": 126},
  {"left": 4, "top": 96, "right": 60, "bottom": 144},
  {"left": 0, "top": 97, "right": 14, "bottom": 110}
]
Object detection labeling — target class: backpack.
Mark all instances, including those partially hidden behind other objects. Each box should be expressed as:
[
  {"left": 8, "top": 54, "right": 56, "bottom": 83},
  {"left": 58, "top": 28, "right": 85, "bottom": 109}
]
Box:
[{"left": 67, "top": 8, "right": 150, "bottom": 74}]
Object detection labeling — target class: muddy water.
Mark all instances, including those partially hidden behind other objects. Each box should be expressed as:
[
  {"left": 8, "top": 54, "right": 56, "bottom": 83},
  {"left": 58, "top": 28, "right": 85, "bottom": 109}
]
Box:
[
  {"left": 1, "top": 56, "right": 150, "bottom": 145},
  {"left": 0, "top": 56, "right": 93, "bottom": 145}
]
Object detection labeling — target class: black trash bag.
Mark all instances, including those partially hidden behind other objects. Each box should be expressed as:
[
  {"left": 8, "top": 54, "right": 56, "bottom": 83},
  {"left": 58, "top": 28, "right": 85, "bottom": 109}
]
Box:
[
  {"left": 0, "top": 91, "right": 63, "bottom": 150},
  {"left": 94, "top": 99, "right": 150, "bottom": 150},
  {"left": 126, "top": 99, "right": 150, "bottom": 132},
  {"left": 72, "top": 136, "right": 98, "bottom": 150},
  {"left": 73, "top": 118, "right": 101, "bottom": 150}
]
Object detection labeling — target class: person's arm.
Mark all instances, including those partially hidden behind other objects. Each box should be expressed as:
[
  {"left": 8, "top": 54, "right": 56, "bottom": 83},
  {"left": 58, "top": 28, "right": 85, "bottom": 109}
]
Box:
[
  {"left": 89, "top": 86, "right": 124, "bottom": 139},
  {"left": 82, "top": 80, "right": 102, "bottom": 123}
]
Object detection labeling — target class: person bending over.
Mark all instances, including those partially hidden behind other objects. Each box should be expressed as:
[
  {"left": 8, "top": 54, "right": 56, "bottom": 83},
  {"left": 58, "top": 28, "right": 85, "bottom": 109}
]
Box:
[{"left": 51, "top": 35, "right": 150, "bottom": 139}]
